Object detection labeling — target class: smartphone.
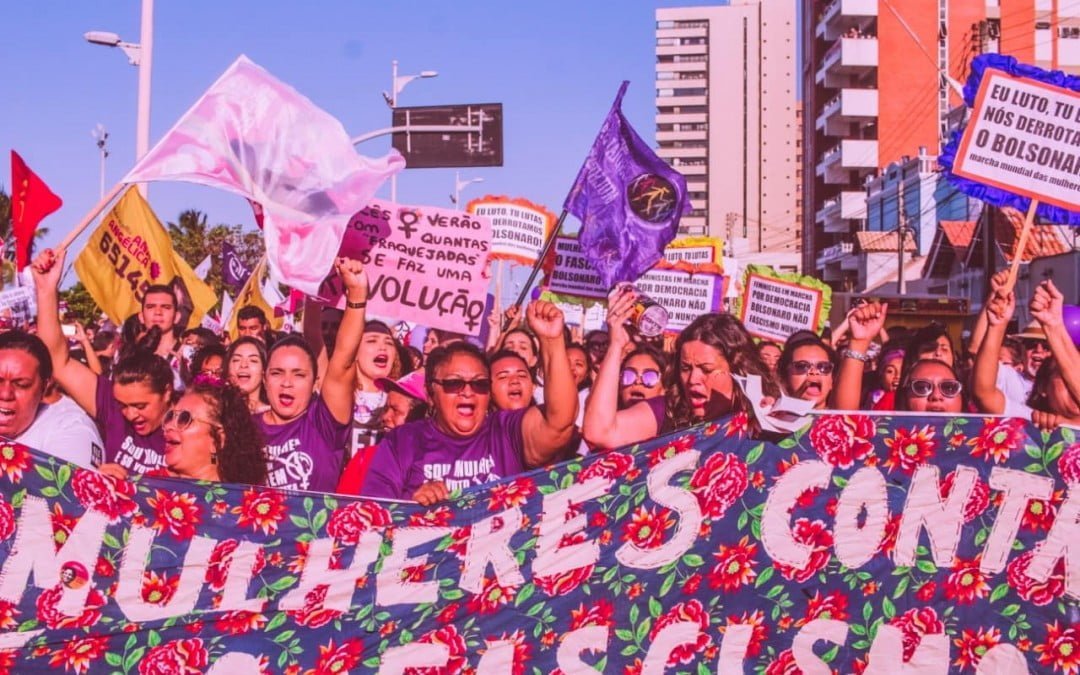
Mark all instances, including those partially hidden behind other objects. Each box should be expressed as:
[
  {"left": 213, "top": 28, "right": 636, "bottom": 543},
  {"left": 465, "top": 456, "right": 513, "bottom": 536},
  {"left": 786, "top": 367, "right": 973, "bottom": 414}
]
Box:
[{"left": 61, "top": 324, "right": 77, "bottom": 338}]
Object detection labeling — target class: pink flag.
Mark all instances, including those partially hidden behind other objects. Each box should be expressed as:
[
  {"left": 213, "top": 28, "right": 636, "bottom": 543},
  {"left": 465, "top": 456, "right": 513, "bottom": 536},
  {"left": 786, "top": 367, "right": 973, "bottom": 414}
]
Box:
[{"left": 124, "top": 56, "right": 405, "bottom": 295}]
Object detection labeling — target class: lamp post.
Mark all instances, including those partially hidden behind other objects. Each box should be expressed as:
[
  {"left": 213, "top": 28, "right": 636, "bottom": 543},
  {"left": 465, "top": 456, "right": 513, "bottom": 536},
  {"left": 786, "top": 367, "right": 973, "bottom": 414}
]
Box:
[
  {"left": 383, "top": 59, "right": 437, "bottom": 202},
  {"left": 451, "top": 172, "right": 484, "bottom": 206},
  {"left": 84, "top": 0, "right": 154, "bottom": 194},
  {"left": 92, "top": 124, "right": 109, "bottom": 199}
]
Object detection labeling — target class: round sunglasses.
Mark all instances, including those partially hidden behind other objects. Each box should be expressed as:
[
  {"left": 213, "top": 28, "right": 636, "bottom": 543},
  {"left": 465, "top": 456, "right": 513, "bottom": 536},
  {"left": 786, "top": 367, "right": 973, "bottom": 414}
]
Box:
[
  {"left": 621, "top": 368, "right": 661, "bottom": 388},
  {"left": 907, "top": 379, "right": 963, "bottom": 398},
  {"left": 788, "top": 360, "right": 835, "bottom": 376},
  {"left": 164, "top": 409, "right": 222, "bottom": 430}
]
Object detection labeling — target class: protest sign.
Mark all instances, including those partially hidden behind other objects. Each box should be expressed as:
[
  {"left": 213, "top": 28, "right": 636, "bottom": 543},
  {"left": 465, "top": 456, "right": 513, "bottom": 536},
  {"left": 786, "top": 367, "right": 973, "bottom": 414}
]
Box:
[
  {"left": 0, "top": 287, "right": 36, "bottom": 327},
  {"left": 0, "top": 414, "right": 1073, "bottom": 673},
  {"left": 466, "top": 196, "right": 556, "bottom": 265},
  {"left": 737, "top": 264, "right": 831, "bottom": 342},
  {"left": 318, "top": 199, "right": 492, "bottom": 335},
  {"left": 658, "top": 235, "right": 724, "bottom": 275},
  {"left": 546, "top": 236, "right": 724, "bottom": 330},
  {"left": 949, "top": 60, "right": 1080, "bottom": 213}
]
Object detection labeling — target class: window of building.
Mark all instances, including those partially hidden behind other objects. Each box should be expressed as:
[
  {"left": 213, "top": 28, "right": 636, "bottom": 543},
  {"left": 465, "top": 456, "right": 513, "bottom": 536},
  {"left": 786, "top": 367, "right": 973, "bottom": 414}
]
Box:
[
  {"left": 674, "top": 54, "right": 707, "bottom": 63},
  {"left": 657, "top": 37, "right": 677, "bottom": 46},
  {"left": 657, "top": 72, "right": 676, "bottom": 80},
  {"left": 680, "top": 37, "right": 707, "bottom": 45},
  {"left": 656, "top": 20, "right": 675, "bottom": 29}
]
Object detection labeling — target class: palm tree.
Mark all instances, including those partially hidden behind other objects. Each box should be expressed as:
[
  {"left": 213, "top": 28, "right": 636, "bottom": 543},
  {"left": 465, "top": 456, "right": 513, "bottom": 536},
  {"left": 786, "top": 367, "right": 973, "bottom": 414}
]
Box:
[{"left": 0, "top": 187, "right": 51, "bottom": 287}]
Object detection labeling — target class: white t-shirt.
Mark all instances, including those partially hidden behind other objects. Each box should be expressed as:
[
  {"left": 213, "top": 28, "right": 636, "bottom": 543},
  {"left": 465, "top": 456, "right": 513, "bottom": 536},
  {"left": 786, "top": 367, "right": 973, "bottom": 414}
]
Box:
[
  {"left": 16, "top": 396, "right": 103, "bottom": 469},
  {"left": 997, "top": 366, "right": 1032, "bottom": 407},
  {"left": 1002, "top": 396, "right": 1034, "bottom": 422}
]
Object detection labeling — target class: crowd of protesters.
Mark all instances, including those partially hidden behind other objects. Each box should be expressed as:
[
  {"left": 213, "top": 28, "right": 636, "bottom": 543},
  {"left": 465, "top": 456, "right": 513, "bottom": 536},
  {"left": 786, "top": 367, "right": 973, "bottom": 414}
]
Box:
[{"left": 0, "top": 247, "right": 1070, "bottom": 504}]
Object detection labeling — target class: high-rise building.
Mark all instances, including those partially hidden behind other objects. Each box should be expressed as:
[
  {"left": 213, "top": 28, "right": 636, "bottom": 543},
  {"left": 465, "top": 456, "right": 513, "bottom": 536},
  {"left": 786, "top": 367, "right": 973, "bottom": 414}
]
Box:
[
  {"left": 802, "top": 0, "right": 1080, "bottom": 291},
  {"left": 656, "top": 4, "right": 801, "bottom": 272}
]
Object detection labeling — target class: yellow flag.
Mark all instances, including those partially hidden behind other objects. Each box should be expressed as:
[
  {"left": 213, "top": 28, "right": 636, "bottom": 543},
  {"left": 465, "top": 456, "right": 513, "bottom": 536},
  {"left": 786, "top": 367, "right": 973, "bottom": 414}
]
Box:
[
  {"left": 225, "top": 256, "right": 284, "bottom": 339},
  {"left": 74, "top": 187, "right": 217, "bottom": 329}
]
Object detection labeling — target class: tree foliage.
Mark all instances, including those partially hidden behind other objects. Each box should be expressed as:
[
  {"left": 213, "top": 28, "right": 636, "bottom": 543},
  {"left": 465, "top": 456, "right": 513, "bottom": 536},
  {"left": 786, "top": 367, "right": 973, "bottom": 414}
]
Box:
[
  {"left": 167, "top": 209, "right": 263, "bottom": 300},
  {"left": 59, "top": 282, "right": 101, "bottom": 326}
]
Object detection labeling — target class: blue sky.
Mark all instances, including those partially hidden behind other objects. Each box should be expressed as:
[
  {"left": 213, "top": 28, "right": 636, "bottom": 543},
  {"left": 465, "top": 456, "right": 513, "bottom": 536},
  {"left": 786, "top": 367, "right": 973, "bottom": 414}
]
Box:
[{"left": 2, "top": 0, "right": 742, "bottom": 294}]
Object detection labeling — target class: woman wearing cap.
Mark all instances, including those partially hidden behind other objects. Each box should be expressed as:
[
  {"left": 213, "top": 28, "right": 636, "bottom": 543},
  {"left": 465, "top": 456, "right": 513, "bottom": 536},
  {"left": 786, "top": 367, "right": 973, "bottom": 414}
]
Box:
[
  {"left": 361, "top": 302, "right": 577, "bottom": 505},
  {"left": 336, "top": 371, "right": 428, "bottom": 494}
]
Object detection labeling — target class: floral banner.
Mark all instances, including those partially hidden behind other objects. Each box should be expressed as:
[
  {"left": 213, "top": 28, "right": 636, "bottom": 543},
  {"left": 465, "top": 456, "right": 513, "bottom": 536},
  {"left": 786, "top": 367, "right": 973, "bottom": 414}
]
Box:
[{"left": 0, "top": 414, "right": 1075, "bottom": 673}]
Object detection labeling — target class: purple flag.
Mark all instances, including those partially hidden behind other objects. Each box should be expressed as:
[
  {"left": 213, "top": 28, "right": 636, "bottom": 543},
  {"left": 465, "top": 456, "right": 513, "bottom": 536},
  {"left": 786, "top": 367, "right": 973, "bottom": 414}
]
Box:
[
  {"left": 223, "top": 242, "right": 251, "bottom": 292},
  {"left": 564, "top": 82, "right": 690, "bottom": 288}
]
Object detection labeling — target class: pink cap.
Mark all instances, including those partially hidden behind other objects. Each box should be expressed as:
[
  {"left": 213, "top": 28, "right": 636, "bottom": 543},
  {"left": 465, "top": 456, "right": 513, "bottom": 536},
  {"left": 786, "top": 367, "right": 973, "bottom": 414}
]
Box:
[{"left": 376, "top": 370, "right": 427, "bottom": 403}]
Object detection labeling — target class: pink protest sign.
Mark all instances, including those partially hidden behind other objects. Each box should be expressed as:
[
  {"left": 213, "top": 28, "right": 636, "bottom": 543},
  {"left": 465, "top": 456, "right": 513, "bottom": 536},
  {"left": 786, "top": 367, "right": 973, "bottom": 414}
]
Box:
[{"left": 318, "top": 199, "right": 492, "bottom": 335}]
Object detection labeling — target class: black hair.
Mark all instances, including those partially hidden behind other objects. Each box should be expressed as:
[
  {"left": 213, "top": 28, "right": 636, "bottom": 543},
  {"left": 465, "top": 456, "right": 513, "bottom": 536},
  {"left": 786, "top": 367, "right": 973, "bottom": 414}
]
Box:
[
  {"left": 901, "top": 323, "right": 956, "bottom": 376},
  {"left": 142, "top": 285, "right": 178, "bottom": 306},
  {"left": 777, "top": 332, "right": 837, "bottom": 382},
  {"left": 425, "top": 342, "right": 489, "bottom": 399},
  {"left": 502, "top": 328, "right": 539, "bottom": 357},
  {"left": 488, "top": 349, "right": 530, "bottom": 371},
  {"left": 621, "top": 345, "right": 669, "bottom": 374},
  {"left": 565, "top": 342, "right": 593, "bottom": 390},
  {"left": 237, "top": 305, "right": 269, "bottom": 325},
  {"left": 895, "top": 358, "right": 968, "bottom": 411},
  {"left": 186, "top": 379, "right": 267, "bottom": 485},
  {"left": 112, "top": 350, "right": 174, "bottom": 395},
  {"left": 224, "top": 337, "right": 269, "bottom": 406},
  {"left": 181, "top": 327, "right": 219, "bottom": 346},
  {"left": 0, "top": 330, "right": 52, "bottom": 382},
  {"left": 1001, "top": 337, "right": 1025, "bottom": 368},
  {"left": 267, "top": 335, "right": 319, "bottom": 378},
  {"left": 667, "top": 313, "right": 780, "bottom": 431},
  {"left": 191, "top": 344, "right": 227, "bottom": 376}
]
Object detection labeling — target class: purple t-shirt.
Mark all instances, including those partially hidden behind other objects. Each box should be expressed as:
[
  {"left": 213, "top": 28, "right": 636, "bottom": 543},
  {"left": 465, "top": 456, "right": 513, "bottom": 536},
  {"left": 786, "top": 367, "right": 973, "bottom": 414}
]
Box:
[
  {"left": 93, "top": 375, "right": 167, "bottom": 474},
  {"left": 361, "top": 408, "right": 528, "bottom": 501},
  {"left": 255, "top": 396, "right": 349, "bottom": 492}
]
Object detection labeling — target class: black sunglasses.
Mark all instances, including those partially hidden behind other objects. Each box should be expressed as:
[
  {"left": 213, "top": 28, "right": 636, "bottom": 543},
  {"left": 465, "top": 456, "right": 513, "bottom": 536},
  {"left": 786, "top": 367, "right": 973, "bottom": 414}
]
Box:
[
  {"left": 621, "top": 368, "right": 661, "bottom": 388},
  {"left": 788, "top": 360, "right": 835, "bottom": 376},
  {"left": 907, "top": 379, "right": 963, "bottom": 398},
  {"left": 432, "top": 378, "right": 492, "bottom": 395}
]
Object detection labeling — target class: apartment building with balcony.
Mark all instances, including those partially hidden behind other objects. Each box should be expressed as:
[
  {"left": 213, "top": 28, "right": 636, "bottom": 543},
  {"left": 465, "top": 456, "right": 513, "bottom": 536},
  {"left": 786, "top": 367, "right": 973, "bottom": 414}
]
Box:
[
  {"left": 656, "top": 4, "right": 801, "bottom": 272},
  {"left": 802, "top": 0, "right": 1080, "bottom": 292}
]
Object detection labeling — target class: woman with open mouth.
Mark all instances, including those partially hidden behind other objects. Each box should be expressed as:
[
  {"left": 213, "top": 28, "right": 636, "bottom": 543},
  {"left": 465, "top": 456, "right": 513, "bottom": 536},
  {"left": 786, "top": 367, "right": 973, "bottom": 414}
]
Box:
[
  {"left": 159, "top": 376, "right": 267, "bottom": 484},
  {"left": 225, "top": 337, "right": 270, "bottom": 415},
  {"left": 618, "top": 347, "right": 667, "bottom": 408},
  {"left": 32, "top": 248, "right": 174, "bottom": 476},
  {"left": 489, "top": 349, "right": 536, "bottom": 412},
  {"left": 350, "top": 320, "right": 400, "bottom": 452},
  {"left": 585, "top": 287, "right": 779, "bottom": 450},
  {"left": 360, "top": 301, "right": 578, "bottom": 505},
  {"left": 777, "top": 332, "right": 837, "bottom": 410},
  {"left": 255, "top": 257, "right": 369, "bottom": 492}
]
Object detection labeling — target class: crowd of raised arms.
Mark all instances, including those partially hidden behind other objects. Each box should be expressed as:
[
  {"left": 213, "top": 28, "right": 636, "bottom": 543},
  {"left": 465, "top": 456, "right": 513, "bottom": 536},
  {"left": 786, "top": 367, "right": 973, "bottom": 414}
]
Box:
[{"left": 0, "top": 249, "right": 1073, "bottom": 505}]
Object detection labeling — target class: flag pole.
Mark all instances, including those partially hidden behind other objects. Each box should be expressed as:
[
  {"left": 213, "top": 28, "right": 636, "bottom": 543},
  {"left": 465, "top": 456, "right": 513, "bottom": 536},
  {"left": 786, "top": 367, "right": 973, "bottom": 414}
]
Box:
[
  {"left": 502, "top": 209, "right": 567, "bottom": 331},
  {"left": 1003, "top": 199, "right": 1039, "bottom": 294},
  {"left": 57, "top": 182, "right": 126, "bottom": 253}
]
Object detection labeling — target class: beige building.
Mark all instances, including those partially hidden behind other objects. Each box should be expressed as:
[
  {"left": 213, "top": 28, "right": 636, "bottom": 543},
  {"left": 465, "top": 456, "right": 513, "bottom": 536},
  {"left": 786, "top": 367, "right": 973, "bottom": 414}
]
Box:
[{"left": 656, "top": 3, "right": 802, "bottom": 273}]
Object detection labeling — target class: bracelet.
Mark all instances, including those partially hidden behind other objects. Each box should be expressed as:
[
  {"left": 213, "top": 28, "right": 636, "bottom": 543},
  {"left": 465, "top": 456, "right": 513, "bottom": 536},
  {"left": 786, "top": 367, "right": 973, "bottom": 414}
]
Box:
[
  {"left": 841, "top": 348, "right": 871, "bottom": 363},
  {"left": 346, "top": 299, "right": 367, "bottom": 310}
]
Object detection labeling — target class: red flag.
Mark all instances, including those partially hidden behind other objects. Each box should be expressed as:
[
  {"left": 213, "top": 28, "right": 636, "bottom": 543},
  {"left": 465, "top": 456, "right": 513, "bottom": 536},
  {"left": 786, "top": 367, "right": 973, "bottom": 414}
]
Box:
[{"left": 10, "top": 151, "right": 62, "bottom": 270}]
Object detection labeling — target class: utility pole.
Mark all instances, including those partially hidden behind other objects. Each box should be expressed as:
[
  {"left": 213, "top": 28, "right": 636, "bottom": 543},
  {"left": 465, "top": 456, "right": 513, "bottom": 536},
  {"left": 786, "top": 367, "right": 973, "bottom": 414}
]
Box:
[{"left": 897, "top": 187, "right": 909, "bottom": 295}]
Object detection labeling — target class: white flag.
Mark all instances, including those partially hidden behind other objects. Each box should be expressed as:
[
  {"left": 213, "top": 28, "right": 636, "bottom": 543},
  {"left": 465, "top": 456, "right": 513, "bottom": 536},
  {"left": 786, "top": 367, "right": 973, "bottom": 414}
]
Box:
[
  {"left": 123, "top": 56, "right": 405, "bottom": 295},
  {"left": 193, "top": 255, "right": 212, "bottom": 279}
]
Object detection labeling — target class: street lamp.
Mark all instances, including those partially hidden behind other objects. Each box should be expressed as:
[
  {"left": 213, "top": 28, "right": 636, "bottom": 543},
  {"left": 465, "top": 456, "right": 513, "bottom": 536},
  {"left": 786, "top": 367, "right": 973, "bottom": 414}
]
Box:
[
  {"left": 92, "top": 124, "right": 109, "bottom": 199},
  {"left": 451, "top": 172, "right": 484, "bottom": 206},
  {"left": 384, "top": 59, "right": 437, "bottom": 202},
  {"left": 84, "top": 0, "right": 154, "bottom": 172}
]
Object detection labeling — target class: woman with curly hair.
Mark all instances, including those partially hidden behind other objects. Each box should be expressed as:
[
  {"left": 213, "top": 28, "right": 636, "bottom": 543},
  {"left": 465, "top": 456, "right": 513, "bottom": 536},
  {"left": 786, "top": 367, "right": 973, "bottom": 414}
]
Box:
[
  {"left": 585, "top": 287, "right": 779, "bottom": 449},
  {"left": 159, "top": 376, "right": 268, "bottom": 484}
]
